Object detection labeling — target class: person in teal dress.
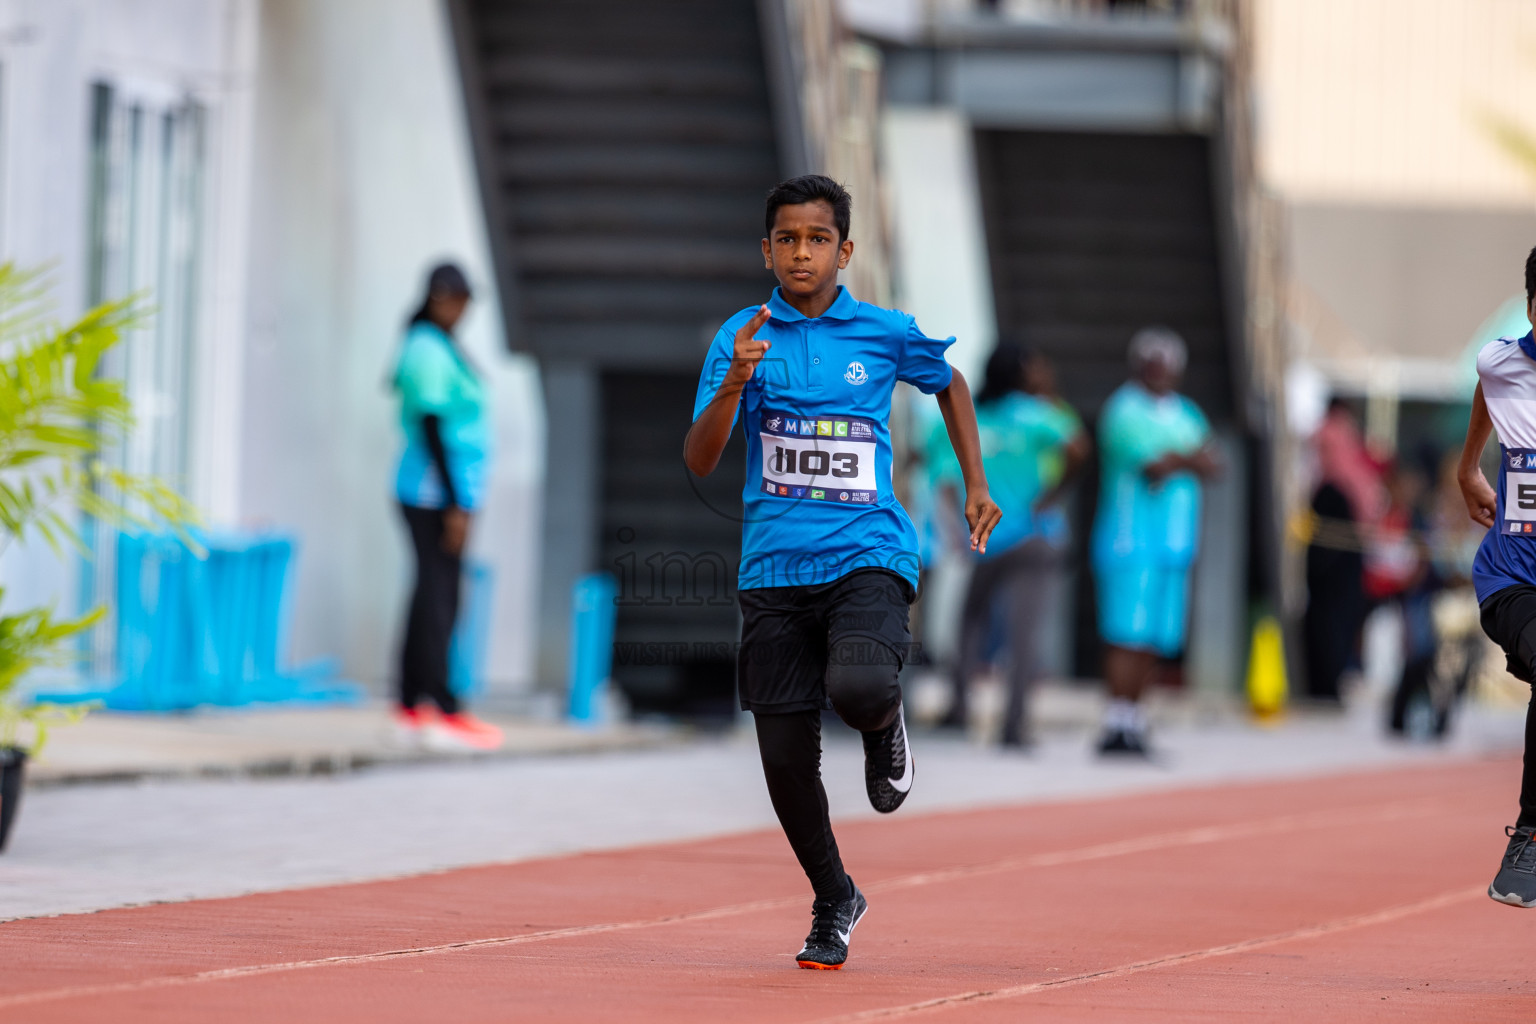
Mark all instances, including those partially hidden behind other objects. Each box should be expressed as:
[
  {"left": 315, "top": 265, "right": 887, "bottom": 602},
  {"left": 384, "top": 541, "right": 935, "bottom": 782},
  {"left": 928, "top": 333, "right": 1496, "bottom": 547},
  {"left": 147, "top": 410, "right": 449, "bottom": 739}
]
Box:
[
  {"left": 391, "top": 262, "right": 502, "bottom": 750},
  {"left": 1090, "top": 326, "right": 1220, "bottom": 756}
]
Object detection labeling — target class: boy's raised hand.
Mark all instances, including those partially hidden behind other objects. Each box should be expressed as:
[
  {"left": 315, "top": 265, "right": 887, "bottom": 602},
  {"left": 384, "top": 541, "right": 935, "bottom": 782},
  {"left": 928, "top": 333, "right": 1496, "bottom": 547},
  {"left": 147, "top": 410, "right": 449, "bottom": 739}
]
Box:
[
  {"left": 965, "top": 491, "right": 1003, "bottom": 555},
  {"left": 728, "top": 305, "right": 772, "bottom": 384}
]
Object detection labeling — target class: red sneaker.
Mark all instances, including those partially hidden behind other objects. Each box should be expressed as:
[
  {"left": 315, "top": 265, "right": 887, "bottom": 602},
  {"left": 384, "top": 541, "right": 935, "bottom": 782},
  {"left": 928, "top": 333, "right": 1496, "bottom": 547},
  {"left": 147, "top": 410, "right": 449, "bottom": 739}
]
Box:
[
  {"left": 429, "top": 712, "right": 504, "bottom": 751},
  {"left": 391, "top": 706, "right": 436, "bottom": 747}
]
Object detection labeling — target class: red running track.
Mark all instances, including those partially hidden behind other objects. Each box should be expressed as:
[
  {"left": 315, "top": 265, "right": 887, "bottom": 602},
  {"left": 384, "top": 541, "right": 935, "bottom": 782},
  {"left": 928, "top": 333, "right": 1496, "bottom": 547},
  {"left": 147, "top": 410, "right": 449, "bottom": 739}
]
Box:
[{"left": 2, "top": 757, "right": 1534, "bottom": 1022}]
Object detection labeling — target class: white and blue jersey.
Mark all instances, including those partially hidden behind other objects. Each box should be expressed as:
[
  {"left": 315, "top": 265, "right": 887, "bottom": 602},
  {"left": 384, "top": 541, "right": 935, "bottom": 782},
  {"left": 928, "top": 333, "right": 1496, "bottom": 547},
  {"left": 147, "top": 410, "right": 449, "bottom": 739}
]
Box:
[
  {"left": 692, "top": 286, "right": 954, "bottom": 591},
  {"left": 1473, "top": 330, "right": 1536, "bottom": 601}
]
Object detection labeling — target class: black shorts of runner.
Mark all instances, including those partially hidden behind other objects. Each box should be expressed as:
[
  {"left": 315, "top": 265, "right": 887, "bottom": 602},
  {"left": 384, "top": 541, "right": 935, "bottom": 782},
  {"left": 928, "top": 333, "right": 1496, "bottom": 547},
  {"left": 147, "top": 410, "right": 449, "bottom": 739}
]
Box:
[
  {"left": 1480, "top": 584, "right": 1536, "bottom": 683},
  {"left": 736, "top": 568, "right": 916, "bottom": 714}
]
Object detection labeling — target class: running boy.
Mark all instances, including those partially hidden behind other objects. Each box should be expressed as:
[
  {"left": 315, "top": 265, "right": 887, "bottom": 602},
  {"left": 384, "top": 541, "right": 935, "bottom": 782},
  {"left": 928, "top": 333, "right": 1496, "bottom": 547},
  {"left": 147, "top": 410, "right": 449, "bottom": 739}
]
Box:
[
  {"left": 685, "top": 175, "right": 1000, "bottom": 968},
  {"left": 1458, "top": 244, "right": 1536, "bottom": 906}
]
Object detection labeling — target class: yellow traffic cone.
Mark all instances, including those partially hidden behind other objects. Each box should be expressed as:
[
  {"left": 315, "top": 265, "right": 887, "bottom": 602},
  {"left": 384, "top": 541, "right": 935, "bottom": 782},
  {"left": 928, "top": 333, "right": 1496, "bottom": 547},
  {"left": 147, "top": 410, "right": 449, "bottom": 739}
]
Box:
[{"left": 1247, "top": 614, "right": 1288, "bottom": 720}]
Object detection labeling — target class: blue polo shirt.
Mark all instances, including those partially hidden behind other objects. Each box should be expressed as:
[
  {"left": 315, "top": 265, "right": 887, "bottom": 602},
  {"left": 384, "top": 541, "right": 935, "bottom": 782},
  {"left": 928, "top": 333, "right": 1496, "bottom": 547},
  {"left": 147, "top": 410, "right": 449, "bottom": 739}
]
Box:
[{"left": 692, "top": 286, "right": 954, "bottom": 591}]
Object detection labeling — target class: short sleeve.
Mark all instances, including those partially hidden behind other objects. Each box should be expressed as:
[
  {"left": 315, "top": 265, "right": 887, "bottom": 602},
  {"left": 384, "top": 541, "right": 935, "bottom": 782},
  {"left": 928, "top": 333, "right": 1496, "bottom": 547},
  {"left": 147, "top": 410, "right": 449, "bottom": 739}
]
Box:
[
  {"left": 897, "top": 317, "right": 954, "bottom": 395},
  {"left": 396, "top": 341, "right": 456, "bottom": 415},
  {"left": 1477, "top": 339, "right": 1508, "bottom": 390},
  {"left": 1032, "top": 402, "right": 1082, "bottom": 447},
  {"left": 692, "top": 324, "right": 740, "bottom": 429},
  {"left": 1099, "top": 395, "right": 1163, "bottom": 470}
]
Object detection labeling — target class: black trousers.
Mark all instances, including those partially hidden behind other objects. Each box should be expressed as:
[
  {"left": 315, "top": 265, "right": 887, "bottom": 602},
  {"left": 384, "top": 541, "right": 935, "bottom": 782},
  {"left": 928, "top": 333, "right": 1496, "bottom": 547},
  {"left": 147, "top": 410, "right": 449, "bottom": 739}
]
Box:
[
  {"left": 742, "top": 569, "right": 911, "bottom": 902},
  {"left": 1478, "top": 584, "right": 1536, "bottom": 829},
  {"left": 1303, "top": 484, "right": 1365, "bottom": 700},
  {"left": 399, "top": 503, "right": 462, "bottom": 715}
]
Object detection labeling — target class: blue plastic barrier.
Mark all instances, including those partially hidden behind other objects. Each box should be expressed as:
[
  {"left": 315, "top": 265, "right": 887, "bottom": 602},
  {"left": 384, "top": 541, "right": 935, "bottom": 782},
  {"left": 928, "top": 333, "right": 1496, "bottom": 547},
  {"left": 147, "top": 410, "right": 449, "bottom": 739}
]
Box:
[
  {"left": 39, "top": 530, "right": 361, "bottom": 711},
  {"left": 567, "top": 572, "right": 617, "bottom": 724},
  {"left": 449, "top": 561, "right": 494, "bottom": 699}
]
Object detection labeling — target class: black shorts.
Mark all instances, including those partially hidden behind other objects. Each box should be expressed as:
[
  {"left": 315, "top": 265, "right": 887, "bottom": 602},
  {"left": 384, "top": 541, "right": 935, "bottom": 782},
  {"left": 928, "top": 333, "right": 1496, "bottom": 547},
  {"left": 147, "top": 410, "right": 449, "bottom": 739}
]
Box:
[
  {"left": 1480, "top": 584, "right": 1536, "bottom": 684},
  {"left": 737, "top": 568, "right": 916, "bottom": 714}
]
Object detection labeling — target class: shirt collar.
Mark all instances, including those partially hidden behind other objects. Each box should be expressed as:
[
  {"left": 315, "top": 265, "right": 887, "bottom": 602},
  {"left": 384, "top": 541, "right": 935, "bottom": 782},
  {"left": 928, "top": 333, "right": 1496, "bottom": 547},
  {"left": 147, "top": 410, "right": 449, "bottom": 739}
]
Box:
[
  {"left": 1519, "top": 330, "right": 1536, "bottom": 363},
  {"left": 767, "top": 285, "right": 859, "bottom": 323}
]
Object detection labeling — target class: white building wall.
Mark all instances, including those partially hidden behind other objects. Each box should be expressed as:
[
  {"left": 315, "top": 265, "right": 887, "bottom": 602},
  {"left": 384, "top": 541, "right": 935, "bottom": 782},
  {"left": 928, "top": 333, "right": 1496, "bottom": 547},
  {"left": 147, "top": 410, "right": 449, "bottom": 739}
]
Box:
[
  {"left": 0, "top": 0, "right": 249, "bottom": 619},
  {"left": 242, "top": 0, "right": 542, "bottom": 698},
  {"left": 0, "top": 0, "right": 542, "bottom": 698},
  {"left": 879, "top": 105, "right": 996, "bottom": 387}
]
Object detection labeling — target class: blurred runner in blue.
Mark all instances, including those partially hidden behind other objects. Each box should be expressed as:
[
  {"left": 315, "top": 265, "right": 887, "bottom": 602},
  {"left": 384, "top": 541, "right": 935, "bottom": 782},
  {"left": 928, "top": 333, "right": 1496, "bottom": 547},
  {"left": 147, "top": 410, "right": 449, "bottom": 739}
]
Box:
[
  {"left": 391, "top": 262, "right": 502, "bottom": 752},
  {"left": 936, "top": 344, "right": 1088, "bottom": 746},
  {"left": 1091, "top": 327, "right": 1220, "bottom": 757}
]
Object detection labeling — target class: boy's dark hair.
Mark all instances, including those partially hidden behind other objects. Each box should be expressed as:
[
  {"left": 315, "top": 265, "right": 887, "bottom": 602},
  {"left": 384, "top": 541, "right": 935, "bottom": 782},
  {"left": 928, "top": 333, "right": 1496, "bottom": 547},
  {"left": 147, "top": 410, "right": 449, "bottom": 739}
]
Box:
[
  {"left": 1526, "top": 245, "right": 1535, "bottom": 304},
  {"left": 765, "top": 175, "right": 852, "bottom": 241}
]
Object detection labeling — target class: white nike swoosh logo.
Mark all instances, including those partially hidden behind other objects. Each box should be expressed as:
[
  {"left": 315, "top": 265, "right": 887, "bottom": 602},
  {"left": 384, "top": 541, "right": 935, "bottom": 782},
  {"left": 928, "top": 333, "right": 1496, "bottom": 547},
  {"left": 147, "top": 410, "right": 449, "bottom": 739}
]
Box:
[
  {"left": 836, "top": 928, "right": 851, "bottom": 944},
  {"left": 887, "top": 710, "right": 913, "bottom": 793}
]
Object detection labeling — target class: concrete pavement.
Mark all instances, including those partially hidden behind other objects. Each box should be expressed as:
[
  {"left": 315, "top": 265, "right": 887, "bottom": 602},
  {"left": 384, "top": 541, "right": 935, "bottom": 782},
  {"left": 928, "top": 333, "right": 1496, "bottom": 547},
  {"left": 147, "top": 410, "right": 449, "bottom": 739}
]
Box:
[{"left": 25, "top": 705, "right": 679, "bottom": 786}]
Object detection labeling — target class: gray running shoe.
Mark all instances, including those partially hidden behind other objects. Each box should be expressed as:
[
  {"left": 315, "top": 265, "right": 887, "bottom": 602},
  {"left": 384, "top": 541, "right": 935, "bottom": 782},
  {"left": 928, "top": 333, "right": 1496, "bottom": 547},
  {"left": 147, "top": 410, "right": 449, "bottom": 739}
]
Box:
[
  {"left": 1489, "top": 825, "right": 1536, "bottom": 907},
  {"left": 863, "top": 705, "right": 913, "bottom": 814}
]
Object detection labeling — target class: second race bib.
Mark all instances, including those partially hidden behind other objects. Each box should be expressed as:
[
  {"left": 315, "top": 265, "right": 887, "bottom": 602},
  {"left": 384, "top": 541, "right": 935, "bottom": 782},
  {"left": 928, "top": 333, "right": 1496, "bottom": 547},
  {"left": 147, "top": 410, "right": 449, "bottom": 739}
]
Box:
[
  {"left": 1504, "top": 447, "right": 1536, "bottom": 536},
  {"left": 759, "top": 409, "right": 878, "bottom": 506}
]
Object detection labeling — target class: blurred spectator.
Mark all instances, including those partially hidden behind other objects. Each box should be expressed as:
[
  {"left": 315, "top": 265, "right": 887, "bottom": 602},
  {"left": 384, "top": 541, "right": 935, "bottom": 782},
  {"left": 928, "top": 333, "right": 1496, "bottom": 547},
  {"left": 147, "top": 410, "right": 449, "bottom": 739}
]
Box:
[
  {"left": 1377, "top": 448, "right": 1483, "bottom": 739},
  {"left": 391, "top": 262, "right": 503, "bottom": 751},
  {"left": 1090, "top": 327, "right": 1219, "bottom": 757},
  {"left": 1303, "top": 400, "right": 1385, "bottom": 702},
  {"left": 936, "top": 345, "right": 1089, "bottom": 747},
  {"left": 1365, "top": 459, "right": 1439, "bottom": 735}
]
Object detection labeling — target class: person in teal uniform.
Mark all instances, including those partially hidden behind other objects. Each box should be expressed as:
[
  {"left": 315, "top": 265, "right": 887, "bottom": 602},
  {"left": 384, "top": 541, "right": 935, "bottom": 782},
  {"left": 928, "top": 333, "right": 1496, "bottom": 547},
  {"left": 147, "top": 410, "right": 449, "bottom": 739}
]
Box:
[
  {"left": 936, "top": 343, "right": 1089, "bottom": 746},
  {"left": 392, "top": 262, "right": 502, "bottom": 751},
  {"left": 1091, "top": 326, "right": 1220, "bottom": 756}
]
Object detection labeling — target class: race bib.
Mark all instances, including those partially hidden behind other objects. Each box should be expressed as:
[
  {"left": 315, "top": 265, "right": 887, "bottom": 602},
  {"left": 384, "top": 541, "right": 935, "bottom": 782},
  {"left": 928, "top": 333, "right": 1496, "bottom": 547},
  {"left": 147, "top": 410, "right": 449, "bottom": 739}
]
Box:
[
  {"left": 759, "top": 409, "right": 878, "bottom": 506},
  {"left": 1503, "top": 447, "right": 1536, "bottom": 536}
]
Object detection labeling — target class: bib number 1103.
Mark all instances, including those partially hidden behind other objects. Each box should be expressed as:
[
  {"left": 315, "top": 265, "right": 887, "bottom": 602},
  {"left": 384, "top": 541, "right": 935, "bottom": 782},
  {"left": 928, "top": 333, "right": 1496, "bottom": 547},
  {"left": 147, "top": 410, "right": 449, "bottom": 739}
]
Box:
[{"left": 771, "top": 446, "right": 859, "bottom": 478}]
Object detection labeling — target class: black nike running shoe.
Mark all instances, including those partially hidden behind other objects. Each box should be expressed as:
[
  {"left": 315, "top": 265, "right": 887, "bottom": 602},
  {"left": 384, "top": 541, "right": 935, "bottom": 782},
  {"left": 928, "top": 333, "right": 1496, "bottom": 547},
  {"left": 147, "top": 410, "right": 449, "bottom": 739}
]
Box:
[
  {"left": 1096, "top": 727, "right": 1151, "bottom": 758},
  {"left": 796, "top": 880, "right": 868, "bottom": 970},
  {"left": 1489, "top": 825, "right": 1536, "bottom": 907},
  {"left": 863, "top": 705, "right": 913, "bottom": 814}
]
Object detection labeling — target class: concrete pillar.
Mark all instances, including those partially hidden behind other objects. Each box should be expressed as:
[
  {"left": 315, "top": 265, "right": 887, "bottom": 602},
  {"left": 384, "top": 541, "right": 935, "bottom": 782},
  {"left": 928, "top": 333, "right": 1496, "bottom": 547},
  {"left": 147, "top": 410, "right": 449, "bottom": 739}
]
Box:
[{"left": 536, "top": 361, "right": 599, "bottom": 691}]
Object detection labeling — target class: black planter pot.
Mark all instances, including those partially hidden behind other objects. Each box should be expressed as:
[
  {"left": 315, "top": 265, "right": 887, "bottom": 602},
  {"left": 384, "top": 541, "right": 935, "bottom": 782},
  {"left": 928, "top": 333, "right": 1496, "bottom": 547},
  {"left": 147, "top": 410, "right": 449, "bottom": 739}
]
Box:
[{"left": 0, "top": 747, "right": 25, "bottom": 853}]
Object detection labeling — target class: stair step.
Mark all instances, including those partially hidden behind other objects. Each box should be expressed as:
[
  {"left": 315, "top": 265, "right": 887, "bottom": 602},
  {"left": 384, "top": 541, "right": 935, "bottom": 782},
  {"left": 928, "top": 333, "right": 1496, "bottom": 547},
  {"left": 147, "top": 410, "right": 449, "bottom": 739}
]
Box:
[
  {"left": 492, "top": 99, "right": 776, "bottom": 146},
  {"left": 507, "top": 189, "right": 763, "bottom": 234},
  {"left": 501, "top": 152, "right": 775, "bottom": 192},
  {"left": 481, "top": 56, "right": 765, "bottom": 99}
]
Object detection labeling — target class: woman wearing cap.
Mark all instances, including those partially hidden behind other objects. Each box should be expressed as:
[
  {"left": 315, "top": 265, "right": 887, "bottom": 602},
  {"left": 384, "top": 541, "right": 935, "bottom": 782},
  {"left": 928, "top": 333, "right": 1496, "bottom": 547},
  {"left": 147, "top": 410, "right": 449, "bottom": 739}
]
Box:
[{"left": 391, "top": 262, "right": 502, "bottom": 750}]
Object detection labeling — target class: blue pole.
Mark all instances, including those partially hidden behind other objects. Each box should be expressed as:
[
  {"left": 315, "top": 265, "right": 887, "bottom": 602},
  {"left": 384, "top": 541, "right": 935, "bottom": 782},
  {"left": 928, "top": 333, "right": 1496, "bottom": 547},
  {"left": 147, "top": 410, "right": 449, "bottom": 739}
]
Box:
[{"left": 567, "top": 573, "right": 618, "bottom": 724}]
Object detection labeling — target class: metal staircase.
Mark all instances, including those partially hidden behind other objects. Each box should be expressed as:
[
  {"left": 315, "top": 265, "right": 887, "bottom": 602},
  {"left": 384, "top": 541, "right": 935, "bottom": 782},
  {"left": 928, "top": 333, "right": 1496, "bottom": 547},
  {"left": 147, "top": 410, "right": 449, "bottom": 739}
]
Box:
[
  {"left": 450, "top": 0, "right": 786, "bottom": 713},
  {"left": 973, "top": 130, "right": 1234, "bottom": 421}
]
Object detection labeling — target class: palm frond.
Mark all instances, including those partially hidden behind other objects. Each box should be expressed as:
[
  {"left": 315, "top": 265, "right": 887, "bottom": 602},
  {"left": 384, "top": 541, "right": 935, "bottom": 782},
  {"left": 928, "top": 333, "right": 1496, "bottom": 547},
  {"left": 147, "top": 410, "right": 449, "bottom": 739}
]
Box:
[
  {"left": 0, "top": 263, "right": 201, "bottom": 740},
  {"left": 1477, "top": 107, "right": 1536, "bottom": 183}
]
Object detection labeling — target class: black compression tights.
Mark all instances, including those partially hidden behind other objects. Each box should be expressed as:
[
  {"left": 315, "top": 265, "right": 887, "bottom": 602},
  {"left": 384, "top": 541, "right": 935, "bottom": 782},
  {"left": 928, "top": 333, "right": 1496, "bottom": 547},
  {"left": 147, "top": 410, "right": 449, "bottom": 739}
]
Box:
[{"left": 753, "top": 710, "right": 852, "bottom": 903}]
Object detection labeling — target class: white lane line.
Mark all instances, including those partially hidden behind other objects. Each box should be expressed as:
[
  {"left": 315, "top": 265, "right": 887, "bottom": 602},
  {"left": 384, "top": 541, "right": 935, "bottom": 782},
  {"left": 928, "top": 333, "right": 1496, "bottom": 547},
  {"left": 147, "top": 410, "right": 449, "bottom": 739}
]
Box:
[
  {"left": 818, "top": 888, "right": 1479, "bottom": 1022},
  {"left": 0, "top": 798, "right": 1446, "bottom": 1011}
]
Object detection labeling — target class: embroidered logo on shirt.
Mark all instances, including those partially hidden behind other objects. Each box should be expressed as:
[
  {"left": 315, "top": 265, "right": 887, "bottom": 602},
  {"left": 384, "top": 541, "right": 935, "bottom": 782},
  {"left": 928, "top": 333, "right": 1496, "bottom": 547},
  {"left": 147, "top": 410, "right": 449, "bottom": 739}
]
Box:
[{"left": 844, "top": 361, "right": 869, "bottom": 385}]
